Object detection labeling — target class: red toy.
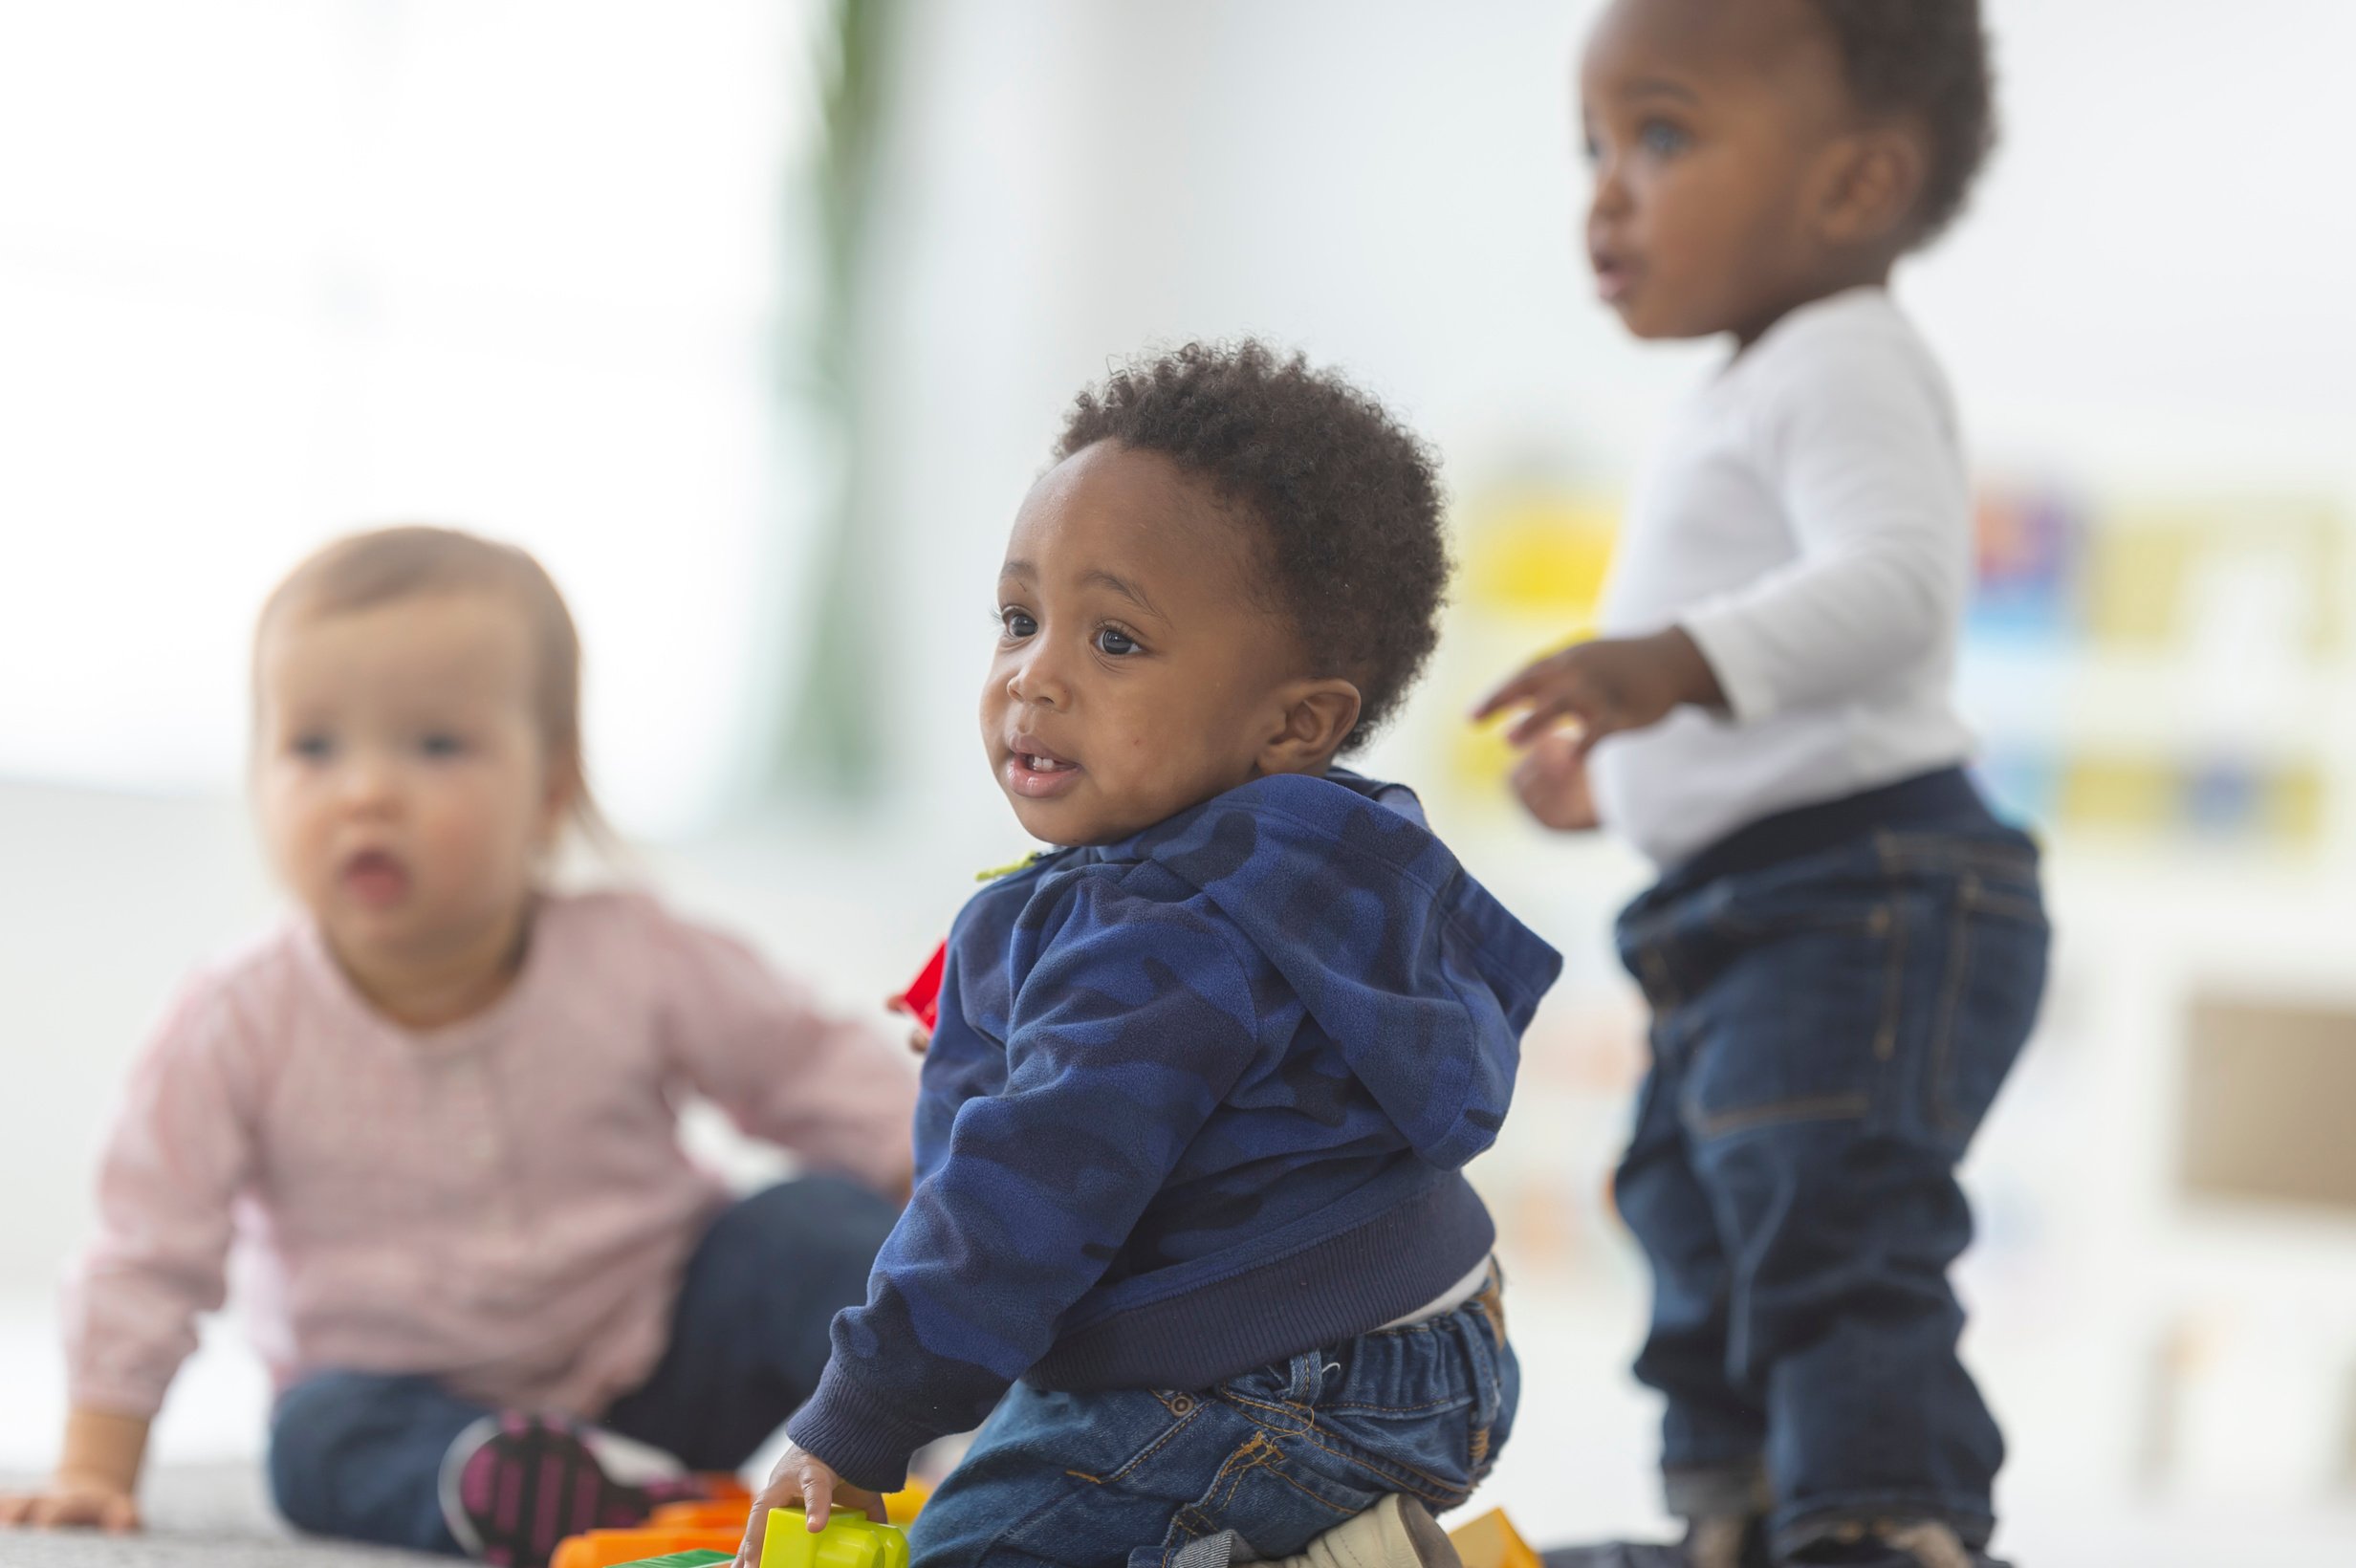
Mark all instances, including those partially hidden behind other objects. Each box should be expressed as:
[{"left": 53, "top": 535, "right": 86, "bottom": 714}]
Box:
[{"left": 890, "top": 941, "right": 947, "bottom": 1033}]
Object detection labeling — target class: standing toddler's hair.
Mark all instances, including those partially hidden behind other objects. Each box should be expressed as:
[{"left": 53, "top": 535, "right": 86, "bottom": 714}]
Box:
[{"left": 1805, "top": 0, "right": 1996, "bottom": 245}]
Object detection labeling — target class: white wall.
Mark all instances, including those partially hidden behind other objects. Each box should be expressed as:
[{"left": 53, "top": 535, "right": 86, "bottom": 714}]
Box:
[{"left": 854, "top": 0, "right": 2356, "bottom": 833}]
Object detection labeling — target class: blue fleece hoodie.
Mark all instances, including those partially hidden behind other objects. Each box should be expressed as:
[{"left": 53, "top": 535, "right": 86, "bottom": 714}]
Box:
[{"left": 787, "top": 770, "right": 1562, "bottom": 1490}]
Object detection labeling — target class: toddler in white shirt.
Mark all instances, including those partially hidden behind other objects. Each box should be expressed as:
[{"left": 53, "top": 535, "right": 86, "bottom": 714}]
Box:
[{"left": 1476, "top": 4, "right": 2046, "bottom": 1566}]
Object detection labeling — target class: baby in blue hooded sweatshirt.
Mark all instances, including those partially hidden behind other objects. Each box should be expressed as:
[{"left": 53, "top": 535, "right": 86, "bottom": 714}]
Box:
[{"left": 742, "top": 341, "right": 1563, "bottom": 1568}]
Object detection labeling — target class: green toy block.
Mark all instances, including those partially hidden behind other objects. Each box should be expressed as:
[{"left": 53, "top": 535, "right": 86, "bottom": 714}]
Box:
[{"left": 760, "top": 1506, "right": 909, "bottom": 1568}]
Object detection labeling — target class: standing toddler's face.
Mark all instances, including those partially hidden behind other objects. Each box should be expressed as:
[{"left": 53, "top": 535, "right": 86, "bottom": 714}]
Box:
[
  {"left": 980, "top": 441, "right": 1320, "bottom": 847},
  {"left": 254, "top": 592, "right": 564, "bottom": 978},
  {"left": 1580, "top": 0, "right": 1861, "bottom": 343}
]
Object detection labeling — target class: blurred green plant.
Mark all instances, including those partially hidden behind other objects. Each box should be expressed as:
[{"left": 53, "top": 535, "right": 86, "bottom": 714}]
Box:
[{"left": 774, "top": 0, "right": 893, "bottom": 799}]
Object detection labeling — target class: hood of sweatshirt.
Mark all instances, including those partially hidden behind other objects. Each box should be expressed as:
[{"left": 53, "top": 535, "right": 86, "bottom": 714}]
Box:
[{"left": 1074, "top": 768, "right": 1563, "bottom": 1172}]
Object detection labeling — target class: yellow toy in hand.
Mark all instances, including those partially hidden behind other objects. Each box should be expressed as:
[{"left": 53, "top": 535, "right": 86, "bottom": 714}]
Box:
[{"left": 759, "top": 1506, "right": 908, "bottom": 1568}]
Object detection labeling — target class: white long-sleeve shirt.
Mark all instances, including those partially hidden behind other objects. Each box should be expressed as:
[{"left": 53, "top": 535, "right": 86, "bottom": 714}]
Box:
[
  {"left": 1589, "top": 286, "right": 1978, "bottom": 866},
  {"left": 64, "top": 889, "right": 918, "bottom": 1421}
]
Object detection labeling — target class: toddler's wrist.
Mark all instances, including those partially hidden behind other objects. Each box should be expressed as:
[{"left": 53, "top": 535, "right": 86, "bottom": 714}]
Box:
[
  {"left": 1648, "top": 626, "right": 1728, "bottom": 710},
  {"left": 58, "top": 1407, "right": 149, "bottom": 1494}
]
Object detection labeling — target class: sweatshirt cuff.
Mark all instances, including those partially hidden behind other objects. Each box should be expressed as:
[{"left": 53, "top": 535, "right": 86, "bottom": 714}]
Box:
[
  {"left": 1678, "top": 604, "right": 1780, "bottom": 726},
  {"left": 64, "top": 1372, "right": 167, "bottom": 1424},
  {"left": 785, "top": 1361, "right": 938, "bottom": 1494}
]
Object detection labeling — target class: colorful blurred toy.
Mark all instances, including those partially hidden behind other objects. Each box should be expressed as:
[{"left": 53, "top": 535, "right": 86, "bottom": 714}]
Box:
[
  {"left": 561, "top": 1538, "right": 736, "bottom": 1568},
  {"left": 566, "top": 1482, "right": 927, "bottom": 1568}
]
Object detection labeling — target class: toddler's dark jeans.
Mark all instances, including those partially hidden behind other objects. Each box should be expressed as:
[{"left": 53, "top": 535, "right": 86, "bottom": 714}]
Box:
[
  {"left": 265, "top": 1174, "right": 899, "bottom": 1555},
  {"left": 907, "top": 1276, "right": 1515, "bottom": 1567},
  {"left": 1610, "top": 770, "right": 2048, "bottom": 1561}
]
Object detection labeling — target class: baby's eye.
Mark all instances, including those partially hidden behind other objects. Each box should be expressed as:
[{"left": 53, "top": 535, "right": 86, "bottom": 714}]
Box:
[
  {"left": 290, "top": 731, "right": 335, "bottom": 762},
  {"left": 417, "top": 731, "right": 468, "bottom": 759},
  {"left": 1638, "top": 119, "right": 1690, "bottom": 156},
  {"left": 1000, "top": 608, "right": 1038, "bottom": 640},
  {"left": 1095, "top": 627, "right": 1139, "bottom": 657}
]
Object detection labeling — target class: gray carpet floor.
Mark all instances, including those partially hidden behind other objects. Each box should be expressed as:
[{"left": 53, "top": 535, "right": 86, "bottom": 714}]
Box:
[{"left": 0, "top": 1466, "right": 444, "bottom": 1567}]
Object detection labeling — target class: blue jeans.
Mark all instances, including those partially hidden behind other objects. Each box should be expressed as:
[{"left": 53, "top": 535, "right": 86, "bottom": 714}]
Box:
[
  {"left": 267, "top": 1175, "right": 899, "bottom": 1555},
  {"left": 1611, "top": 773, "right": 2047, "bottom": 1559},
  {"left": 908, "top": 1280, "right": 1515, "bottom": 1568}
]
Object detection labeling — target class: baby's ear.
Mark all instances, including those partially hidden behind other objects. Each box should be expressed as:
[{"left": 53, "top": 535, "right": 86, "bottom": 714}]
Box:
[
  {"left": 536, "top": 754, "right": 582, "bottom": 844},
  {"left": 1822, "top": 124, "right": 1926, "bottom": 249},
  {"left": 1264, "top": 679, "right": 1363, "bottom": 773}
]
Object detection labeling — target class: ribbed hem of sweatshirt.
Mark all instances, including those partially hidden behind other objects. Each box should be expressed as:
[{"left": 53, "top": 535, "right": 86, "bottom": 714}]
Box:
[
  {"left": 1028, "top": 1171, "right": 1495, "bottom": 1393},
  {"left": 1678, "top": 604, "right": 1779, "bottom": 726},
  {"left": 64, "top": 1375, "right": 166, "bottom": 1423},
  {"left": 785, "top": 1360, "right": 939, "bottom": 1493}
]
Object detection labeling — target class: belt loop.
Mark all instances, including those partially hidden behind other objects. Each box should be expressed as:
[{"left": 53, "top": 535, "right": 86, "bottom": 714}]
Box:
[
  {"left": 1286, "top": 1348, "right": 1323, "bottom": 1405},
  {"left": 1456, "top": 1304, "right": 1501, "bottom": 1436}
]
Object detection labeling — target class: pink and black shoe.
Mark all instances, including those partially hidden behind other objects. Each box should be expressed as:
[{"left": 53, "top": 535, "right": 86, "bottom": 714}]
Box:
[{"left": 437, "top": 1413, "right": 704, "bottom": 1567}]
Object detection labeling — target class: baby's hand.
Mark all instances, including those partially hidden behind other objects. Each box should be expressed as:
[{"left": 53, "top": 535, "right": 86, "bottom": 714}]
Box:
[
  {"left": 0, "top": 1474, "right": 142, "bottom": 1534},
  {"left": 733, "top": 1441, "right": 886, "bottom": 1564},
  {"left": 1472, "top": 628, "right": 1725, "bottom": 752},
  {"left": 1511, "top": 731, "right": 1601, "bottom": 832}
]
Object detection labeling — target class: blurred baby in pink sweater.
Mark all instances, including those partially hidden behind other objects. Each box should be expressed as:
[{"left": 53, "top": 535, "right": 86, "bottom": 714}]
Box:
[{"left": 0, "top": 526, "right": 917, "bottom": 1566}]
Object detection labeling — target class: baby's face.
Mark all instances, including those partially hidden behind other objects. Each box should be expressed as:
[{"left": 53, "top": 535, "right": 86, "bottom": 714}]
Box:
[
  {"left": 1579, "top": 0, "right": 1865, "bottom": 342},
  {"left": 981, "top": 441, "right": 1316, "bottom": 847},
  {"left": 254, "top": 592, "right": 564, "bottom": 976}
]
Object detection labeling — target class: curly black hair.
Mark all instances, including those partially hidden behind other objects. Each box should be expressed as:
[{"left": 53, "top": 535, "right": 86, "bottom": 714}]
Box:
[
  {"left": 1054, "top": 340, "right": 1450, "bottom": 751},
  {"left": 1803, "top": 0, "right": 1997, "bottom": 245}
]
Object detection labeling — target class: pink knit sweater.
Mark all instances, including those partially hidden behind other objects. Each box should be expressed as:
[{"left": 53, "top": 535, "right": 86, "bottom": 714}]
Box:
[{"left": 63, "top": 889, "right": 918, "bottom": 1421}]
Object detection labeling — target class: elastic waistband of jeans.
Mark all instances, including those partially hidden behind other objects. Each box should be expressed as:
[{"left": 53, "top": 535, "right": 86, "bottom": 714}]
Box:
[{"left": 1665, "top": 767, "right": 1992, "bottom": 893}]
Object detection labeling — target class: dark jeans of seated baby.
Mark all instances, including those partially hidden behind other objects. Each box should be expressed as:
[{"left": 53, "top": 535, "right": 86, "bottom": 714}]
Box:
[
  {"left": 1612, "top": 821, "right": 2048, "bottom": 1558},
  {"left": 266, "top": 1174, "right": 898, "bottom": 1555},
  {"left": 906, "top": 1275, "right": 1515, "bottom": 1568}
]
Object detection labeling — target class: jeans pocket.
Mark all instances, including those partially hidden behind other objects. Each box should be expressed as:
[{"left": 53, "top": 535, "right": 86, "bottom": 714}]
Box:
[
  {"left": 1925, "top": 882, "right": 2050, "bottom": 1148},
  {"left": 1681, "top": 914, "right": 1898, "bottom": 1140},
  {"left": 1148, "top": 1427, "right": 1387, "bottom": 1563}
]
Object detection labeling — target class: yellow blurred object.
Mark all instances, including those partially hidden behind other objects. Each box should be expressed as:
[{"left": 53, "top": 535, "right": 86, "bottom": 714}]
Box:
[
  {"left": 2263, "top": 766, "right": 2326, "bottom": 844},
  {"left": 1462, "top": 493, "right": 1619, "bottom": 620},
  {"left": 1448, "top": 1507, "right": 1543, "bottom": 1568},
  {"left": 2060, "top": 757, "right": 2176, "bottom": 833},
  {"left": 2082, "top": 500, "right": 2344, "bottom": 656},
  {"left": 881, "top": 1478, "right": 931, "bottom": 1526},
  {"left": 2081, "top": 516, "right": 2194, "bottom": 649},
  {"left": 1450, "top": 719, "right": 1522, "bottom": 801}
]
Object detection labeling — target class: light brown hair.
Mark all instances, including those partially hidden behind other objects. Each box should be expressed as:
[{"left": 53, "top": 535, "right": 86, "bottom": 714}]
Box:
[{"left": 254, "top": 525, "right": 608, "bottom": 840}]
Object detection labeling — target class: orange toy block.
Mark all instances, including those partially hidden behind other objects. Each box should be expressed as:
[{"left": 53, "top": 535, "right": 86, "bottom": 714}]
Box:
[
  {"left": 1448, "top": 1507, "right": 1543, "bottom": 1568},
  {"left": 648, "top": 1499, "right": 755, "bottom": 1532},
  {"left": 549, "top": 1525, "right": 742, "bottom": 1568}
]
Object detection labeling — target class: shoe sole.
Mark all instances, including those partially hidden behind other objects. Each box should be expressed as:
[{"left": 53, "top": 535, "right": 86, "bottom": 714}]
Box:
[{"left": 441, "top": 1414, "right": 659, "bottom": 1566}]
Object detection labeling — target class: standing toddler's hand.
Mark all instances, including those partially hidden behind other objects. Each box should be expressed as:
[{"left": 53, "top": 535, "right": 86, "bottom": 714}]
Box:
[
  {"left": 734, "top": 1441, "right": 886, "bottom": 1564},
  {"left": 1511, "top": 731, "right": 1602, "bottom": 832},
  {"left": 1472, "top": 627, "right": 1726, "bottom": 752}
]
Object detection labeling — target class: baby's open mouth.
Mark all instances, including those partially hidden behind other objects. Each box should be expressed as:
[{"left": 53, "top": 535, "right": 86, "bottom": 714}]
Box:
[
  {"left": 1005, "top": 738, "right": 1084, "bottom": 800},
  {"left": 339, "top": 848, "right": 412, "bottom": 906}
]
